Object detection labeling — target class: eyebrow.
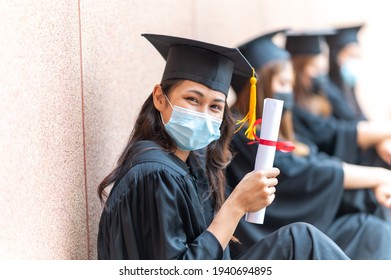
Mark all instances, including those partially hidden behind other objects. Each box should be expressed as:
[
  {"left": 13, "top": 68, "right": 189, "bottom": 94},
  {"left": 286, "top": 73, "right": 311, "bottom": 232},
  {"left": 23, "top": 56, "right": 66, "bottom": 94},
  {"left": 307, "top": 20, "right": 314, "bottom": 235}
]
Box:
[{"left": 186, "top": 89, "right": 226, "bottom": 104}]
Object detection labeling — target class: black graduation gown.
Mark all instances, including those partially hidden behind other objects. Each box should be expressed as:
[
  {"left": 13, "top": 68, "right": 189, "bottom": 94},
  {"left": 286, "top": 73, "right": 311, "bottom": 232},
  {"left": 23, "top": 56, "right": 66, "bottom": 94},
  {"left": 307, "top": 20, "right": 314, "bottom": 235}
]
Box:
[
  {"left": 98, "top": 140, "right": 349, "bottom": 260},
  {"left": 324, "top": 79, "right": 390, "bottom": 168},
  {"left": 294, "top": 82, "right": 391, "bottom": 220},
  {"left": 292, "top": 105, "right": 360, "bottom": 164},
  {"left": 226, "top": 128, "right": 391, "bottom": 259},
  {"left": 324, "top": 78, "right": 366, "bottom": 122},
  {"left": 324, "top": 79, "right": 367, "bottom": 120},
  {"left": 295, "top": 77, "right": 391, "bottom": 169}
]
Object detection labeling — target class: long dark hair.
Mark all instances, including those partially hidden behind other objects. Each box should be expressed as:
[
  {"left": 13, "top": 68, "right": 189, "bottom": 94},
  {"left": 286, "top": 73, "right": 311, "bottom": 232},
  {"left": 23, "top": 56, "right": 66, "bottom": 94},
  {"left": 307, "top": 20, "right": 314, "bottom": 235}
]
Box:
[
  {"left": 291, "top": 55, "right": 332, "bottom": 117},
  {"left": 328, "top": 50, "right": 344, "bottom": 90},
  {"left": 97, "top": 79, "right": 235, "bottom": 213}
]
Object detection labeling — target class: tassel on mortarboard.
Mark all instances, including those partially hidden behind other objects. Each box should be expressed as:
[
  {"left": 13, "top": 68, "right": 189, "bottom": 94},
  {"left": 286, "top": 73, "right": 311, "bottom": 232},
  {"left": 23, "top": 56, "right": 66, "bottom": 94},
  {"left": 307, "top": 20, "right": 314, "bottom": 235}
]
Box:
[{"left": 235, "top": 68, "right": 257, "bottom": 140}]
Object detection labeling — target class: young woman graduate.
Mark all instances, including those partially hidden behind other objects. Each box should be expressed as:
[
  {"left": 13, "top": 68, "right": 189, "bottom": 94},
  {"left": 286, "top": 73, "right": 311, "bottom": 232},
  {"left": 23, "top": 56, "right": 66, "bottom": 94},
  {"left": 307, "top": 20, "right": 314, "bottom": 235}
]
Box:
[
  {"left": 227, "top": 29, "right": 391, "bottom": 260},
  {"left": 284, "top": 31, "right": 391, "bottom": 219},
  {"left": 96, "top": 33, "right": 349, "bottom": 260},
  {"left": 325, "top": 24, "right": 391, "bottom": 167}
]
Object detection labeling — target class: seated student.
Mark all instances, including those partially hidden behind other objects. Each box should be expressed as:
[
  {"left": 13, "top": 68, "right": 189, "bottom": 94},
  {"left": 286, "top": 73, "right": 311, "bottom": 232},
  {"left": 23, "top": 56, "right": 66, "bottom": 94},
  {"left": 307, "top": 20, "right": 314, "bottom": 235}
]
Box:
[
  {"left": 326, "top": 24, "right": 367, "bottom": 121},
  {"left": 325, "top": 24, "right": 391, "bottom": 165},
  {"left": 96, "top": 33, "right": 349, "bottom": 260},
  {"left": 284, "top": 31, "right": 391, "bottom": 167},
  {"left": 227, "top": 29, "right": 391, "bottom": 260},
  {"left": 284, "top": 31, "right": 391, "bottom": 218}
]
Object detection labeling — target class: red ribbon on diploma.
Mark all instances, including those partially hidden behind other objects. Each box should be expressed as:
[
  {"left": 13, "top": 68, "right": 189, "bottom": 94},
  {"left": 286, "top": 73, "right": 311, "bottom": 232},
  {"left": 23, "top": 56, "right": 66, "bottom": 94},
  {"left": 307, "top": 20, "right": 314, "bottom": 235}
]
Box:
[{"left": 247, "top": 119, "right": 295, "bottom": 153}]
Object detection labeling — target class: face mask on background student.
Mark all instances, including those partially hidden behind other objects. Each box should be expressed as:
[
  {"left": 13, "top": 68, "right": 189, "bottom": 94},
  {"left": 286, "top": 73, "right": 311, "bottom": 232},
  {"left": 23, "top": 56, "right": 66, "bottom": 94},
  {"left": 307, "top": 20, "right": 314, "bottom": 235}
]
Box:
[
  {"left": 340, "top": 58, "right": 363, "bottom": 87},
  {"left": 161, "top": 95, "right": 222, "bottom": 151},
  {"left": 273, "top": 92, "right": 294, "bottom": 113}
]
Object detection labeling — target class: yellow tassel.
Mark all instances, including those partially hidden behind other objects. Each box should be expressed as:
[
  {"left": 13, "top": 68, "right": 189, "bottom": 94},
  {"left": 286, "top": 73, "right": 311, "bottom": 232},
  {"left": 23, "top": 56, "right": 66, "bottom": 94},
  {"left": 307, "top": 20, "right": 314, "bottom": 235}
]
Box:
[{"left": 235, "top": 68, "right": 257, "bottom": 140}]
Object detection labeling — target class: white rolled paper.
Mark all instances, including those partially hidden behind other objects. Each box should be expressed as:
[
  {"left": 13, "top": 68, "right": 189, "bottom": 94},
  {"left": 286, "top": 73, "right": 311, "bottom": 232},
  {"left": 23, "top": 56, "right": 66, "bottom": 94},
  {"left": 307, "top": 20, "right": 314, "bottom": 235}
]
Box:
[{"left": 245, "top": 98, "right": 284, "bottom": 224}]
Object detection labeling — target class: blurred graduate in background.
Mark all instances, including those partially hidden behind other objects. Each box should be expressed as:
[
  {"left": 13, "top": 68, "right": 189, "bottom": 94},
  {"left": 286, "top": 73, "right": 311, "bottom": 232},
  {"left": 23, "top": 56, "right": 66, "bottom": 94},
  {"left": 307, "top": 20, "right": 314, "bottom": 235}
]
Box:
[
  {"left": 284, "top": 30, "right": 391, "bottom": 219},
  {"left": 326, "top": 24, "right": 367, "bottom": 121},
  {"left": 226, "top": 29, "right": 391, "bottom": 260},
  {"left": 325, "top": 24, "right": 391, "bottom": 167},
  {"left": 284, "top": 30, "right": 391, "bottom": 167}
]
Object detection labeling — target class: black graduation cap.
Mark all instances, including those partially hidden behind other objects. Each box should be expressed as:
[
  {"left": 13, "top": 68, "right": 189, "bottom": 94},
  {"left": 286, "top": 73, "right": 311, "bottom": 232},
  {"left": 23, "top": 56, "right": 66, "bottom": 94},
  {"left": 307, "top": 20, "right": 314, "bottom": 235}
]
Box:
[
  {"left": 239, "top": 29, "right": 291, "bottom": 70},
  {"left": 142, "top": 33, "right": 255, "bottom": 96},
  {"left": 232, "top": 29, "right": 291, "bottom": 94},
  {"left": 285, "top": 29, "right": 335, "bottom": 55},
  {"left": 325, "top": 24, "right": 364, "bottom": 55}
]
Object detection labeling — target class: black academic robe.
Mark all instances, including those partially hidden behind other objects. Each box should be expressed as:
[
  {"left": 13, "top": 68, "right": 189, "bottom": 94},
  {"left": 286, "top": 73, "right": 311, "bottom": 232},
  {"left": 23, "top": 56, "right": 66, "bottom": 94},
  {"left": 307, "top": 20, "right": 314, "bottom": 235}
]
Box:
[
  {"left": 329, "top": 78, "right": 367, "bottom": 121},
  {"left": 226, "top": 128, "right": 391, "bottom": 260},
  {"left": 324, "top": 78, "right": 366, "bottom": 121},
  {"left": 295, "top": 77, "right": 390, "bottom": 169},
  {"left": 294, "top": 80, "right": 391, "bottom": 220},
  {"left": 292, "top": 105, "right": 360, "bottom": 164},
  {"left": 322, "top": 79, "right": 391, "bottom": 221},
  {"left": 293, "top": 98, "right": 391, "bottom": 171},
  {"left": 98, "top": 140, "right": 349, "bottom": 260},
  {"left": 324, "top": 79, "right": 391, "bottom": 169}
]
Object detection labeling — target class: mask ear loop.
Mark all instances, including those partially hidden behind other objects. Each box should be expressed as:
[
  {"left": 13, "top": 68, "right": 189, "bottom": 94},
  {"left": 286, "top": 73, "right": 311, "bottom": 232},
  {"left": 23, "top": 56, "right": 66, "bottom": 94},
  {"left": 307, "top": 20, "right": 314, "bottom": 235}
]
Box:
[
  {"left": 160, "top": 94, "right": 174, "bottom": 126},
  {"left": 164, "top": 94, "right": 174, "bottom": 109},
  {"left": 160, "top": 112, "right": 167, "bottom": 125}
]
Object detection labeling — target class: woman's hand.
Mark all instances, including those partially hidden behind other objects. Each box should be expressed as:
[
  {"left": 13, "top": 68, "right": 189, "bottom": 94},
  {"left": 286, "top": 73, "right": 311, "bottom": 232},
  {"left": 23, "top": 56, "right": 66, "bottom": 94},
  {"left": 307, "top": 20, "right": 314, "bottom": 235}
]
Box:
[
  {"left": 375, "top": 138, "right": 391, "bottom": 165},
  {"left": 207, "top": 167, "right": 280, "bottom": 250},
  {"left": 373, "top": 184, "right": 391, "bottom": 209},
  {"left": 229, "top": 167, "right": 280, "bottom": 215}
]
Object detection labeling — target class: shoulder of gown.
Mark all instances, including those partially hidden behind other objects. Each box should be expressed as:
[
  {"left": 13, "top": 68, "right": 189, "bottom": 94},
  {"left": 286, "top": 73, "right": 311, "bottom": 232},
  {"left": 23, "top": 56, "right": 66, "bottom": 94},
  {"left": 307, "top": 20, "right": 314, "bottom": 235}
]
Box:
[
  {"left": 98, "top": 140, "right": 224, "bottom": 260},
  {"left": 292, "top": 105, "right": 360, "bottom": 162}
]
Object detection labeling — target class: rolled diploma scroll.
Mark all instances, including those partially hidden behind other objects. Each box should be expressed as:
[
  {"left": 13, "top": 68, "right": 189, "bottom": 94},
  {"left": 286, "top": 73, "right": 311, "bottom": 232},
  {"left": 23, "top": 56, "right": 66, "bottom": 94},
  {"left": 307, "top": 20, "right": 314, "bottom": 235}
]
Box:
[{"left": 245, "top": 98, "right": 284, "bottom": 224}]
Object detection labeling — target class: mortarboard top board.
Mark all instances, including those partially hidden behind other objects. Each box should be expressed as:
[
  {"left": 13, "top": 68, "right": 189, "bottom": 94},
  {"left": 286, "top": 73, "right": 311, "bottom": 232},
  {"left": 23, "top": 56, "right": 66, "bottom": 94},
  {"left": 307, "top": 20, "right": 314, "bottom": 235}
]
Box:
[
  {"left": 325, "top": 24, "right": 364, "bottom": 55},
  {"left": 232, "top": 28, "right": 291, "bottom": 95},
  {"left": 285, "top": 29, "right": 336, "bottom": 55},
  {"left": 239, "top": 28, "right": 291, "bottom": 70},
  {"left": 142, "top": 33, "right": 256, "bottom": 96}
]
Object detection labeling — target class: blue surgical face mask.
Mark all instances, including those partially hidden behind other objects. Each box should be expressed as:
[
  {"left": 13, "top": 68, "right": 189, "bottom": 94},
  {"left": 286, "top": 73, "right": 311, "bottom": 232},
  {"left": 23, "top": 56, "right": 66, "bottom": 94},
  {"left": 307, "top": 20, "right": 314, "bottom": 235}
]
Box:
[
  {"left": 273, "top": 92, "right": 294, "bottom": 112},
  {"left": 340, "top": 58, "right": 362, "bottom": 87},
  {"left": 161, "top": 95, "right": 222, "bottom": 151}
]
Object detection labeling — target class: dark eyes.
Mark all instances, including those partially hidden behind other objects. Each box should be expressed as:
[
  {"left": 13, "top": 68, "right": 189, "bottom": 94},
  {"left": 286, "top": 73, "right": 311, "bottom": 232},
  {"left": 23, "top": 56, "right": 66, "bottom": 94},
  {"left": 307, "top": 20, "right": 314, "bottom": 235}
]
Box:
[
  {"left": 186, "top": 97, "right": 198, "bottom": 103},
  {"left": 211, "top": 104, "right": 223, "bottom": 111},
  {"left": 185, "top": 97, "right": 223, "bottom": 111}
]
